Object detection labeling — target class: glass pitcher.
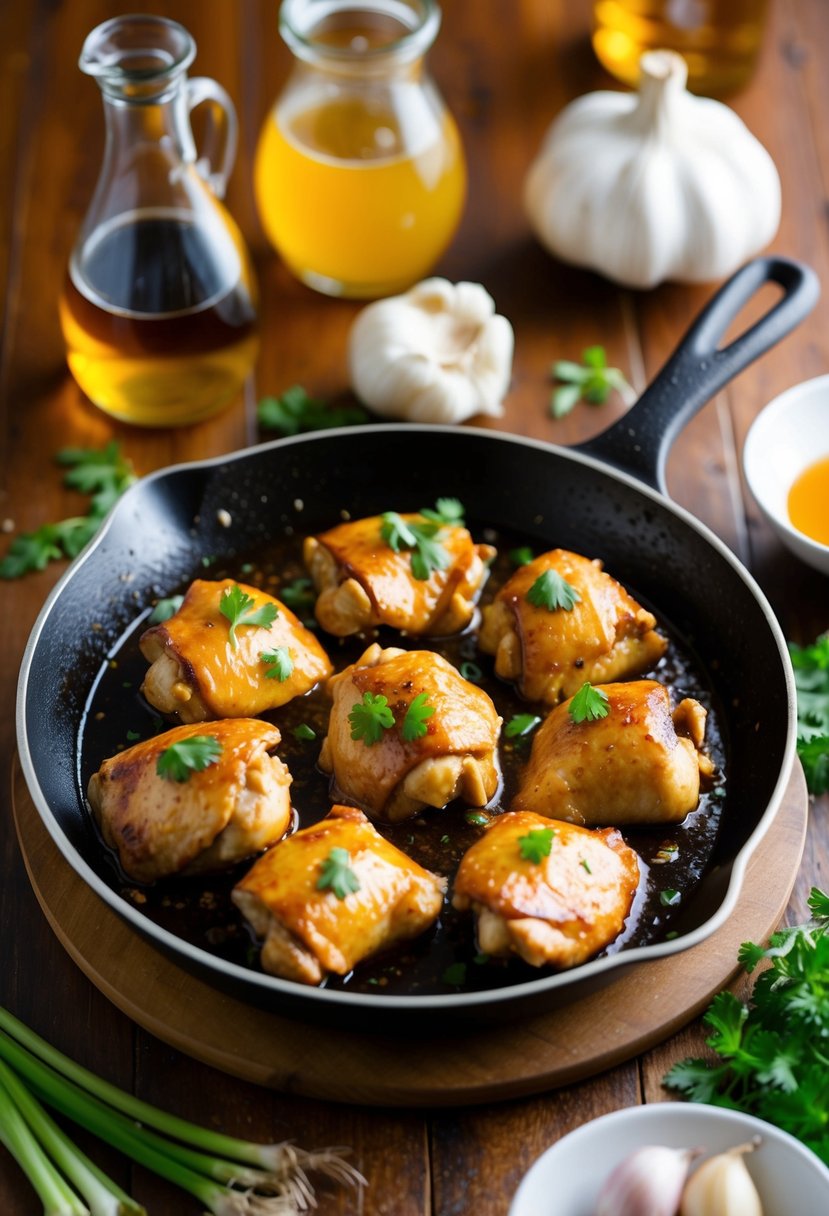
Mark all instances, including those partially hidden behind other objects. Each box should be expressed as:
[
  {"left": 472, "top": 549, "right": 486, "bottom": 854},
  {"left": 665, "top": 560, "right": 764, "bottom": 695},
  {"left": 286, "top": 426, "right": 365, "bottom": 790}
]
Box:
[
  {"left": 254, "top": 0, "right": 466, "bottom": 299},
  {"left": 60, "top": 15, "right": 258, "bottom": 427}
]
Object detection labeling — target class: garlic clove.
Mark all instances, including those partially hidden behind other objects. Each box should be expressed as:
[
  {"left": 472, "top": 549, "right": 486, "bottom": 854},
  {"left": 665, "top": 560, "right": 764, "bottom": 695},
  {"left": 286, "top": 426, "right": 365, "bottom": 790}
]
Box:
[
  {"left": 680, "top": 1139, "right": 764, "bottom": 1216},
  {"left": 347, "top": 278, "right": 514, "bottom": 424},
  {"left": 594, "top": 1143, "right": 697, "bottom": 1216}
]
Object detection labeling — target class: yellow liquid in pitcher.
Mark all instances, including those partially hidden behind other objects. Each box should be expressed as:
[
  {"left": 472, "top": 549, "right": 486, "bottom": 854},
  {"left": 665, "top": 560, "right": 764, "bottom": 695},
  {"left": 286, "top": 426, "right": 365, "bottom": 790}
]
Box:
[
  {"left": 255, "top": 95, "right": 466, "bottom": 298},
  {"left": 593, "top": 0, "right": 769, "bottom": 95}
]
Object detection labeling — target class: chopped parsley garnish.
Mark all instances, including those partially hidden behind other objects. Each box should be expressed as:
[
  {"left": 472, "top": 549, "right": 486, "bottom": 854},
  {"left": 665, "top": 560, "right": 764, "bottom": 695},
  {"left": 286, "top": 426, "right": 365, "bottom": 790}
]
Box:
[
  {"left": 278, "top": 577, "right": 316, "bottom": 611},
  {"left": 379, "top": 499, "right": 464, "bottom": 581},
  {"left": 420, "top": 497, "right": 465, "bottom": 526},
  {"left": 790, "top": 632, "right": 829, "bottom": 794},
  {"left": 550, "top": 346, "right": 635, "bottom": 419},
  {"left": 257, "top": 385, "right": 368, "bottom": 435},
  {"left": 0, "top": 444, "right": 136, "bottom": 579},
  {"left": 148, "top": 594, "right": 184, "bottom": 624},
  {"left": 505, "top": 713, "right": 542, "bottom": 739},
  {"left": 518, "top": 826, "right": 556, "bottom": 863},
  {"left": 261, "top": 647, "right": 294, "bottom": 682},
  {"left": 568, "top": 682, "right": 610, "bottom": 723},
  {"left": 660, "top": 889, "right": 681, "bottom": 907},
  {"left": 401, "top": 693, "right": 435, "bottom": 742},
  {"left": 348, "top": 692, "right": 395, "bottom": 745},
  {"left": 527, "top": 568, "right": 581, "bottom": 612},
  {"left": 293, "top": 723, "right": 317, "bottom": 742},
  {"left": 316, "top": 847, "right": 360, "bottom": 900},
  {"left": 509, "top": 546, "right": 535, "bottom": 566},
  {"left": 125, "top": 730, "right": 141, "bottom": 742},
  {"left": 442, "top": 962, "right": 467, "bottom": 987},
  {"left": 156, "top": 735, "right": 222, "bottom": 783},
  {"left": 219, "top": 584, "right": 278, "bottom": 649}
]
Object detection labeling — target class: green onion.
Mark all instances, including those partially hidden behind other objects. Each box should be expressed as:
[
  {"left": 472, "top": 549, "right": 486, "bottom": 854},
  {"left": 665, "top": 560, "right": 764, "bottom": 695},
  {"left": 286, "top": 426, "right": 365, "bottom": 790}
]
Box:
[
  {"left": 0, "top": 1069, "right": 89, "bottom": 1215},
  {"left": 0, "top": 1007, "right": 364, "bottom": 1214}
]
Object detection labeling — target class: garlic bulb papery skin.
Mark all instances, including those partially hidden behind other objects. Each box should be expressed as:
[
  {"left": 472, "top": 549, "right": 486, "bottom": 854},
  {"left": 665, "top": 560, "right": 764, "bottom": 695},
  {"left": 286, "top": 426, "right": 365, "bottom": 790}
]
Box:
[
  {"left": 524, "top": 50, "right": 781, "bottom": 289},
  {"left": 347, "top": 278, "right": 514, "bottom": 424},
  {"left": 680, "top": 1141, "right": 764, "bottom": 1216},
  {"left": 594, "top": 1144, "right": 696, "bottom": 1216}
]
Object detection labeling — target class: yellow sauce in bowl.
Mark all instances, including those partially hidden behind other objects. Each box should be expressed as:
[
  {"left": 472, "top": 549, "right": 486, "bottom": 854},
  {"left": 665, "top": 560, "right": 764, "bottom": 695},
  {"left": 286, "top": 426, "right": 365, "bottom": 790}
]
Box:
[{"left": 788, "top": 455, "right": 829, "bottom": 545}]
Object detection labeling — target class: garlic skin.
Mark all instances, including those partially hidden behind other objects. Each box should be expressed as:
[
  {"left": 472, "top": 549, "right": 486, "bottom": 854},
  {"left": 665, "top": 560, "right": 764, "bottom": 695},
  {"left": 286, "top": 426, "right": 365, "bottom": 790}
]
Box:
[
  {"left": 681, "top": 1142, "right": 764, "bottom": 1216},
  {"left": 524, "top": 50, "right": 781, "bottom": 289},
  {"left": 594, "top": 1144, "right": 695, "bottom": 1216},
  {"left": 347, "top": 278, "right": 514, "bottom": 424}
]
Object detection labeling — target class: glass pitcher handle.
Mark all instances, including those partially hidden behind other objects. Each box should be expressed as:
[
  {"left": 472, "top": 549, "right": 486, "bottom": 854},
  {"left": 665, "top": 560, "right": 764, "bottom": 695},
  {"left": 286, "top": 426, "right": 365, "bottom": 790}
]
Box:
[{"left": 186, "top": 76, "right": 238, "bottom": 199}]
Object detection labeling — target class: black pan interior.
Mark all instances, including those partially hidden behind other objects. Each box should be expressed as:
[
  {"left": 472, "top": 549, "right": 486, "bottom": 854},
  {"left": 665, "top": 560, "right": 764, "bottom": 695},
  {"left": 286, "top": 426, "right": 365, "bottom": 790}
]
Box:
[{"left": 20, "top": 426, "right": 793, "bottom": 1022}]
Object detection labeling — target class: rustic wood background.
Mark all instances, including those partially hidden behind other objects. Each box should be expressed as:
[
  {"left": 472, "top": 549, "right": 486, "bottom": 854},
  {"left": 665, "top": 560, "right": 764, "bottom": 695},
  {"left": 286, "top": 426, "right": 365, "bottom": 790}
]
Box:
[{"left": 1, "top": 1, "right": 827, "bottom": 1212}]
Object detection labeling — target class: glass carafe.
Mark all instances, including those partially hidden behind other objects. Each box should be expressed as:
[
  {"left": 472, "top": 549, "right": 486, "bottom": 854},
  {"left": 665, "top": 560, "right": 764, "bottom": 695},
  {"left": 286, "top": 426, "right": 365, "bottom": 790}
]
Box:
[
  {"left": 60, "top": 15, "right": 258, "bottom": 427},
  {"left": 254, "top": 0, "right": 466, "bottom": 299}
]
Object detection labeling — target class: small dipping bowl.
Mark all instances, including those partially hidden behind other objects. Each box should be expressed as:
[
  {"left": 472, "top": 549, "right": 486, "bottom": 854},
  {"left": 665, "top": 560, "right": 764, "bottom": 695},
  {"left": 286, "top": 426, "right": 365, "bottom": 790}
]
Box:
[
  {"left": 743, "top": 373, "right": 829, "bottom": 575},
  {"left": 509, "top": 1103, "right": 829, "bottom": 1216}
]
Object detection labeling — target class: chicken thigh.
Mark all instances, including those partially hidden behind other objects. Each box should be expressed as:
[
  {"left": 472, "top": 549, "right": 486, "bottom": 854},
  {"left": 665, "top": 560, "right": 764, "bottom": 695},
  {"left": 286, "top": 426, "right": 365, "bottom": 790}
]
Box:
[
  {"left": 319, "top": 643, "right": 501, "bottom": 822},
  {"left": 232, "top": 803, "right": 446, "bottom": 985},
  {"left": 453, "top": 811, "right": 640, "bottom": 969},
  {"left": 87, "top": 719, "right": 292, "bottom": 883},
  {"left": 478, "top": 549, "right": 666, "bottom": 705},
  {"left": 304, "top": 510, "right": 493, "bottom": 636},
  {"left": 140, "top": 578, "right": 332, "bottom": 722},
  {"left": 511, "top": 680, "right": 714, "bottom": 826}
]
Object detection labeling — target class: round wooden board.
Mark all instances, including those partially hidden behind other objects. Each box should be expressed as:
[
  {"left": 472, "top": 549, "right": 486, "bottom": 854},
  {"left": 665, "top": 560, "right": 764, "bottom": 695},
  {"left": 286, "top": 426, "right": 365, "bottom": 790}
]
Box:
[{"left": 12, "top": 760, "right": 808, "bottom": 1108}]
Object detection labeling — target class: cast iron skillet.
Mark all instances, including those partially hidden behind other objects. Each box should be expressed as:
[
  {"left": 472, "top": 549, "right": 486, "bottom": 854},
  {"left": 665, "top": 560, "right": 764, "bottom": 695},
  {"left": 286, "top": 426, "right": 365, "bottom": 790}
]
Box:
[{"left": 16, "top": 256, "right": 819, "bottom": 1029}]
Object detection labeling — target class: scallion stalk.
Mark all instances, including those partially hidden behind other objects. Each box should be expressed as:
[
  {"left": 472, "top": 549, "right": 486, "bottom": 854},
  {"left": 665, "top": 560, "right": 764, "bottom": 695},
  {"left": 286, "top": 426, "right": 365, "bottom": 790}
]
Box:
[{"left": 0, "top": 1070, "right": 88, "bottom": 1216}]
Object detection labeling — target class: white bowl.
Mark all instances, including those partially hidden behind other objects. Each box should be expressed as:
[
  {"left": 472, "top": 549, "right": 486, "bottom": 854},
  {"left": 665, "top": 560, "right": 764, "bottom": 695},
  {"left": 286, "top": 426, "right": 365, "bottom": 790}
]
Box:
[
  {"left": 743, "top": 373, "right": 829, "bottom": 575},
  {"left": 509, "top": 1103, "right": 829, "bottom": 1216}
]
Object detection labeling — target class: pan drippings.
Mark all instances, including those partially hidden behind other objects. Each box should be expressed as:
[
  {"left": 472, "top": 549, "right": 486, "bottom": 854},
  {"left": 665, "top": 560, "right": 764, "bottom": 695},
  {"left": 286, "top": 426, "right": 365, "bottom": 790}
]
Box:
[{"left": 78, "top": 526, "right": 726, "bottom": 998}]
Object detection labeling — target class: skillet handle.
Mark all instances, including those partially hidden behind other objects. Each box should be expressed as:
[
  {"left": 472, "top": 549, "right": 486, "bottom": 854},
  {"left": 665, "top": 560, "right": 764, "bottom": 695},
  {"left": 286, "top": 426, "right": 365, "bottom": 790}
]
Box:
[{"left": 573, "top": 256, "right": 820, "bottom": 493}]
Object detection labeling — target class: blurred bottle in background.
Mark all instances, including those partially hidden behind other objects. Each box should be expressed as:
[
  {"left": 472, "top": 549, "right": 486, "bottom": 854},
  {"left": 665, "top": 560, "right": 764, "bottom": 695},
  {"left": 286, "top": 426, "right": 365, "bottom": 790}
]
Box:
[{"left": 592, "top": 0, "right": 770, "bottom": 95}]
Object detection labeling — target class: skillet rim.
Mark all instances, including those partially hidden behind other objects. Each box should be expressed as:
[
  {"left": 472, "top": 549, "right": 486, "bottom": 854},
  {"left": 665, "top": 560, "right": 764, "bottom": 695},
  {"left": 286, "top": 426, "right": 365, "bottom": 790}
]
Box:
[{"left": 15, "top": 423, "right": 798, "bottom": 1016}]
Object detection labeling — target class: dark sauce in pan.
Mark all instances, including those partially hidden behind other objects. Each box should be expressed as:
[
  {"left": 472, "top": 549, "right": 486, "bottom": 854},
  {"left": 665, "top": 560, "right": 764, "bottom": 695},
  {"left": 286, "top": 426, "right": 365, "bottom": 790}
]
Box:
[{"left": 77, "top": 525, "right": 726, "bottom": 997}]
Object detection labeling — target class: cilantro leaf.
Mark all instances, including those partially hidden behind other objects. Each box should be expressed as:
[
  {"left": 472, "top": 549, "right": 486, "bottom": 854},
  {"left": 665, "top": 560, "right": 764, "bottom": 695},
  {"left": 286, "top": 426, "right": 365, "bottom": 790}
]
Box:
[
  {"left": 156, "top": 735, "right": 222, "bottom": 783},
  {"left": 509, "top": 546, "right": 535, "bottom": 566},
  {"left": 348, "top": 692, "right": 395, "bottom": 746},
  {"left": 420, "top": 497, "right": 465, "bottom": 526},
  {"left": 568, "top": 683, "right": 610, "bottom": 723},
  {"left": 380, "top": 512, "right": 421, "bottom": 553},
  {"left": 518, "top": 826, "right": 556, "bottom": 863},
  {"left": 257, "top": 385, "right": 367, "bottom": 436},
  {"left": 0, "top": 445, "right": 135, "bottom": 579},
  {"left": 401, "top": 692, "right": 435, "bottom": 742},
  {"left": 505, "top": 713, "right": 542, "bottom": 739},
  {"left": 316, "top": 847, "right": 360, "bottom": 900},
  {"left": 261, "top": 647, "right": 294, "bottom": 681},
  {"left": 219, "top": 584, "right": 278, "bottom": 649},
  {"left": 149, "top": 595, "right": 184, "bottom": 624},
  {"left": 550, "top": 347, "right": 635, "bottom": 419},
  {"left": 526, "top": 569, "right": 581, "bottom": 611},
  {"left": 278, "top": 577, "right": 316, "bottom": 611},
  {"left": 379, "top": 502, "right": 462, "bottom": 581},
  {"left": 789, "top": 634, "right": 829, "bottom": 793},
  {"left": 293, "top": 723, "right": 317, "bottom": 741},
  {"left": 410, "top": 531, "right": 451, "bottom": 581}
]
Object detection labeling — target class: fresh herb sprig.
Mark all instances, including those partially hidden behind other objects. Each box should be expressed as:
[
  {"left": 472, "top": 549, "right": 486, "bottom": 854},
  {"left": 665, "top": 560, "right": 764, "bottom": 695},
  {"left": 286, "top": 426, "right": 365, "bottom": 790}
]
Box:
[
  {"left": 349, "top": 692, "right": 395, "bottom": 745},
  {"left": 0, "top": 444, "right": 135, "bottom": 579},
  {"left": 550, "top": 346, "right": 635, "bottom": 419},
  {"left": 261, "top": 647, "right": 294, "bottom": 682},
  {"left": 518, "top": 826, "right": 556, "bottom": 863},
  {"left": 380, "top": 499, "right": 464, "bottom": 581},
  {"left": 401, "top": 692, "right": 436, "bottom": 742},
  {"left": 526, "top": 568, "right": 581, "bottom": 611},
  {"left": 219, "top": 584, "right": 278, "bottom": 649},
  {"left": 258, "top": 385, "right": 368, "bottom": 436},
  {"left": 569, "top": 683, "right": 610, "bottom": 723},
  {"left": 789, "top": 633, "right": 829, "bottom": 794},
  {"left": 156, "top": 736, "right": 222, "bottom": 783},
  {"left": 316, "top": 847, "right": 361, "bottom": 900},
  {"left": 663, "top": 887, "right": 829, "bottom": 1164}
]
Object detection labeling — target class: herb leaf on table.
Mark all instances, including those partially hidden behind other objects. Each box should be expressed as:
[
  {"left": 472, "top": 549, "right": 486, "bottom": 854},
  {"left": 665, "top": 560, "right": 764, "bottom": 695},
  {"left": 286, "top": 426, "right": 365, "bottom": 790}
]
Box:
[
  {"left": 663, "top": 887, "right": 829, "bottom": 1163},
  {"left": 258, "top": 385, "right": 368, "bottom": 435},
  {"left": 789, "top": 633, "right": 829, "bottom": 794},
  {"left": 550, "top": 346, "right": 635, "bottom": 419}
]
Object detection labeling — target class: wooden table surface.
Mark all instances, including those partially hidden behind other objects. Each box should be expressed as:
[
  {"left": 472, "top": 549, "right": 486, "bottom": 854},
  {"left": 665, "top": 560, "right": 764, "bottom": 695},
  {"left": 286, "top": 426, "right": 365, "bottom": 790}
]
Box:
[{"left": 2, "top": 1, "right": 828, "bottom": 1212}]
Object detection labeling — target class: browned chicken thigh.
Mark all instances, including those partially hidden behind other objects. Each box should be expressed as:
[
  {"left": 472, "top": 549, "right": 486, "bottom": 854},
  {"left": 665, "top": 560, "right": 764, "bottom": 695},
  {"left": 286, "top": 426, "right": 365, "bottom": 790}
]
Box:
[
  {"left": 512, "top": 680, "right": 714, "bottom": 826},
  {"left": 319, "top": 643, "right": 501, "bottom": 822},
  {"left": 87, "top": 720, "right": 292, "bottom": 883},
  {"left": 304, "top": 510, "right": 493, "bottom": 636},
  {"left": 453, "top": 811, "right": 640, "bottom": 968},
  {"left": 478, "top": 549, "right": 666, "bottom": 705},
  {"left": 140, "top": 578, "right": 332, "bottom": 722},
  {"left": 232, "top": 803, "right": 446, "bottom": 985}
]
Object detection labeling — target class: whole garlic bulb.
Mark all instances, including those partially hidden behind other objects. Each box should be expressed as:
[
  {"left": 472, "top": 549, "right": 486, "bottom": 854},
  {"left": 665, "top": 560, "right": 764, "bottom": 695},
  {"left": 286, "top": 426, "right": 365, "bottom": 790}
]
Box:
[
  {"left": 524, "top": 50, "right": 781, "bottom": 289},
  {"left": 347, "top": 278, "right": 514, "bottom": 424}
]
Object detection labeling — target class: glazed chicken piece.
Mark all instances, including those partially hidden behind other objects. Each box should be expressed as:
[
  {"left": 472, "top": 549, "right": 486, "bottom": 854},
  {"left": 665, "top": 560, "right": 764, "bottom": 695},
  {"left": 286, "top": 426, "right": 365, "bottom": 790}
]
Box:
[
  {"left": 319, "top": 643, "right": 501, "bottom": 822},
  {"left": 511, "top": 680, "right": 714, "bottom": 827},
  {"left": 140, "top": 578, "right": 332, "bottom": 722},
  {"left": 453, "top": 811, "right": 640, "bottom": 969},
  {"left": 87, "top": 720, "right": 292, "bottom": 883},
  {"left": 303, "top": 511, "right": 494, "bottom": 636},
  {"left": 478, "top": 549, "right": 666, "bottom": 705},
  {"left": 232, "top": 803, "right": 446, "bottom": 985}
]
